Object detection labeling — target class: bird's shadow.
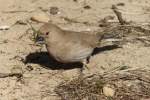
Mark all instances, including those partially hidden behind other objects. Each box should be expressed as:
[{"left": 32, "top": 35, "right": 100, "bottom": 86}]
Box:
[{"left": 24, "top": 45, "right": 120, "bottom": 70}]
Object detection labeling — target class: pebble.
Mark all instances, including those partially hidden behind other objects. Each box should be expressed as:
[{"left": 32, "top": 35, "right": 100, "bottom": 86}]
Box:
[
  {"left": 0, "top": 25, "right": 10, "bottom": 30},
  {"left": 103, "top": 85, "right": 115, "bottom": 97},
  {"left": 50, "top": 7, "right": 60, "bottom": 15},
  {"left": 31, "top": 13, "right": 50, "bottom": 23},
  {"left": 83, "top": 5, "right": 91, "bottom": 9}
]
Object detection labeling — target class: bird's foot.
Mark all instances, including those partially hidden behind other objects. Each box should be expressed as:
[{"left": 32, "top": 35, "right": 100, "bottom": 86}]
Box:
[
  {"left": 78, "top": 61, "right": 89, "bottom": 78},
  {"left": 82, "top": 58, "right": 89, "bottom": 70}
]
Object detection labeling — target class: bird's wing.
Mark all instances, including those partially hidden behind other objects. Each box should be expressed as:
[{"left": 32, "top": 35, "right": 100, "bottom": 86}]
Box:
[{"left": 63, "top": 30, "right": 102, "bottom": 48}]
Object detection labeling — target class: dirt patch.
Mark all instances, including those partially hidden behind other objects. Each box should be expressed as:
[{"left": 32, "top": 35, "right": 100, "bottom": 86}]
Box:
[{"left": 55, "top": 67, "right": 150, "bottom": 100}]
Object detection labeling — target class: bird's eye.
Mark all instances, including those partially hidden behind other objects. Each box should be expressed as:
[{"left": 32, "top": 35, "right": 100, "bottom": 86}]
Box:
[{"left": 45, "top": 32, "right": 49, "bottom": 35}]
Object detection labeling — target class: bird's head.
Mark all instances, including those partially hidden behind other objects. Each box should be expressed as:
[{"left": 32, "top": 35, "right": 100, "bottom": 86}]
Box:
[{"left": 36, "top": 23, "right": 61, "bottom": 44}]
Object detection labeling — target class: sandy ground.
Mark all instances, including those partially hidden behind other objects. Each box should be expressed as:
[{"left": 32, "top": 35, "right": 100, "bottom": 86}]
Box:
[{"left": 0, "top": 0, "right": 150, "bottom": 100}]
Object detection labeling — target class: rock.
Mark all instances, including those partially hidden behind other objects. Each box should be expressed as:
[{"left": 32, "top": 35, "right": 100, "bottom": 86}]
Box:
[
  {"left": 83, "top": 5, "right": 91, "bottom": 9},
  {"left": 31, "top": 13, "right": 50, "bottom": 23},
  {"left": 0, "top": 25, "right": 10, "bottom": 30},
  {"left": 117, "top": 2, "right": 125, "bottom": 6},
  {"left": 50, "top": 6, "right": 60, "bottom": 15},
  {"left": 103, "top": 85, "right": 115, "bottom": 97}
]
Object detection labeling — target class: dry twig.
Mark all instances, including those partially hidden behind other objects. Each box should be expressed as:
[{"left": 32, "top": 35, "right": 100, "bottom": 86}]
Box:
[
  {"left": 0, "top": 73, "right": 22, "bottom": 78},
  {"left": 2, "top": 10, "right": 34, "bottom": 13},
  {"left": 112, "top": 5, "right": 127, "bottom": 25}
]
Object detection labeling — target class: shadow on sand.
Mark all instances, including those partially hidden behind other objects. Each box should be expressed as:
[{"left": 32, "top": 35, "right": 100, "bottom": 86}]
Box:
[{"left": 24, "top": 45, "right": 120, "bottom": 70}]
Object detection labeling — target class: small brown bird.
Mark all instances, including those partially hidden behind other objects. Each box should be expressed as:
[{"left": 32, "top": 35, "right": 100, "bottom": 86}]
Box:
[{"left": 36, "top": 23, "right": 106, "bottom": 69}]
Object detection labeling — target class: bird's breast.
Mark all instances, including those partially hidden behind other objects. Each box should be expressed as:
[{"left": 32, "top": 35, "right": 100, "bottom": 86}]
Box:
[{"left": 46, "top": 41, "right": 94, "bottom": 63}]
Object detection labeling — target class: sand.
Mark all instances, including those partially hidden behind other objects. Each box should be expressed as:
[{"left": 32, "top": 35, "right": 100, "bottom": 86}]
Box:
[{"left": 0, "top": 0, "right": 150, "bottom": 100}]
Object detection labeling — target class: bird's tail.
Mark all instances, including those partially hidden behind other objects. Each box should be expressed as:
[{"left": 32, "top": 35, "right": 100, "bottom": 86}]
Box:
[{"left": 97, "top": 31, "right": 123, "bottom": 47}]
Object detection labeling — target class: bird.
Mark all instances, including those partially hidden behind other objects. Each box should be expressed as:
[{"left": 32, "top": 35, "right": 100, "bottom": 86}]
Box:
[{"left": 36, "top": 22, "right": 108, "bottom": 71}]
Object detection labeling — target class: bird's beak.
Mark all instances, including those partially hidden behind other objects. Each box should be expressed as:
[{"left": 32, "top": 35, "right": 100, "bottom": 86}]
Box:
[{"left": 35, "top": 35, "right": 45, "bottom": 44}]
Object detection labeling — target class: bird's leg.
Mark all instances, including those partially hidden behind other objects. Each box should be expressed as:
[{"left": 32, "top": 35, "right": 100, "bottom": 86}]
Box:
[
  {"left": 83, "top": 56, "right": 90, "bottom": 70},
  {"left": 86, "top": 56, "right": 90, "bottom": 64},
  {"left": 79, "top": 56, "right": 91, "bottom": 77}
]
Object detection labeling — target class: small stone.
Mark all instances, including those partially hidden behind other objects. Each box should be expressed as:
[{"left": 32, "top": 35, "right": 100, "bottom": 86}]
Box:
[
  {"left": 83, "top": 5, "right": 91, "bottom": 9},
  {"left": 31, "top": 13, "right": 50, "bottom": 23},
  {"left": 103, "top": 85, "right": 115, "bottom": 97},
  {"left": 117, "top": 3, "right": 125, "bottom": 6},
  {"left": 26, "top": 65, "right": 33, "bottom": 71},
  {"left": 50, "top": 7, "right": 60, "bottom": 15},
  {"left": 0, "top": 25, "right": 10, "bottom": 30}
]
